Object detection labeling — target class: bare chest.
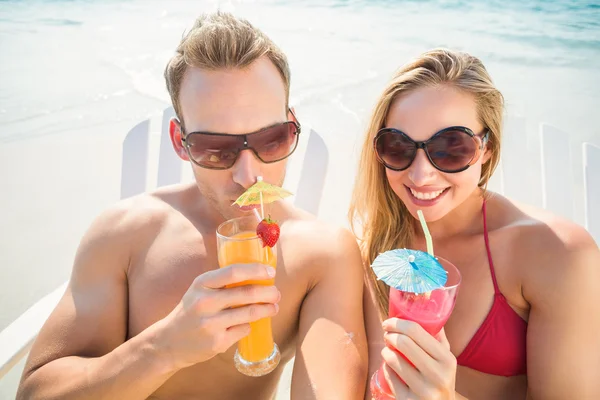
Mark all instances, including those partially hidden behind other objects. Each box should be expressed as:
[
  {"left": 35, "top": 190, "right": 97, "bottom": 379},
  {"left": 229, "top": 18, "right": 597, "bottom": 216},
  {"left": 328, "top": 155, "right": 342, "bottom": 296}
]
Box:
[{"left": 125, "top": 230, "right": 308, "bottom": 398}]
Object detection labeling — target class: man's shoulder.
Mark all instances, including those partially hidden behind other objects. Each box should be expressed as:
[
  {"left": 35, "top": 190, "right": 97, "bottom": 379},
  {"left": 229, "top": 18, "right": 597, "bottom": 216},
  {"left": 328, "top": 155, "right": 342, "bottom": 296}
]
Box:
[
  {"left": 88, "top": 183, "right": 192, "bottom": 242},
  {"left": 280, "top": 214, "right": 362, "bottom": 270},
  {"left": 279, "top": 213, "right": 365, "bottom": 306},
  {"left": 282, "top": 213, "right": 356, "bottom": 244}
]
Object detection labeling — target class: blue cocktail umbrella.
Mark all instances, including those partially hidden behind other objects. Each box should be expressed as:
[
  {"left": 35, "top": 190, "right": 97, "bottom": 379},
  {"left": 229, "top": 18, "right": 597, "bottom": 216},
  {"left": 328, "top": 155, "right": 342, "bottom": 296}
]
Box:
[{"left": 371, "top": 249, "right": 447, "bottom": 293}]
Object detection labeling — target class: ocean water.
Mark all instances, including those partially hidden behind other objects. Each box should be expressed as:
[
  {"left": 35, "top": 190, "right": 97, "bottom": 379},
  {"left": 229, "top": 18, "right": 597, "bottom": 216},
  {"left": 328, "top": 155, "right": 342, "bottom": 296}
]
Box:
[
  {"left": 0, "top": 1, "right": 599, "bottom": 397},
  {"left": 0, "top": 0, "right": 599, "bottom": 145}
]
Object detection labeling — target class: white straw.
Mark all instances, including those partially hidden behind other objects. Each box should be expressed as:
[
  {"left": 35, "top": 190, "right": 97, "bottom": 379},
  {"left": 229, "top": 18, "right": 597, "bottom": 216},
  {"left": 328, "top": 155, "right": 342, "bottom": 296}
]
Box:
[
  {"left": 257, "top": 176, "right": 265, "bottom": 220},
  {"left": 259, "top": 192, "right": 264, "bottom": 219},
  {"left": 255, "top": 176, "right": 267, "bottom": 257},
  {"left": 252, "top": 208, "right": 262, "bottom": 222}
]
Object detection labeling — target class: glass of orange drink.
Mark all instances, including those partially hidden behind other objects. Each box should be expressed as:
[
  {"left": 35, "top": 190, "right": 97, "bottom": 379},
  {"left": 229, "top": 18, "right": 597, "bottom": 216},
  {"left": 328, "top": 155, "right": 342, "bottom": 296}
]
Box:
[{"left": 216, "top": 215, "right": 281, "bottom": 377}]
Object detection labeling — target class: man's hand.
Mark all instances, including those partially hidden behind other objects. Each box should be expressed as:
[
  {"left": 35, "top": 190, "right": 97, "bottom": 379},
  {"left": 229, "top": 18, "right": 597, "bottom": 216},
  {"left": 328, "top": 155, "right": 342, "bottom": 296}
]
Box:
[{"left": 154, "top": 263, "right": 281, "bottom": 370}]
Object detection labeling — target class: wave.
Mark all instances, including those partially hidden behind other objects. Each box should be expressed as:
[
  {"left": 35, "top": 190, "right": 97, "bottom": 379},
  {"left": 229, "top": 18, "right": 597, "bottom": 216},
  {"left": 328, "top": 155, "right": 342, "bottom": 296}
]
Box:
[{"left": 36, "top": 18, "right": 83, "bottom": 26}]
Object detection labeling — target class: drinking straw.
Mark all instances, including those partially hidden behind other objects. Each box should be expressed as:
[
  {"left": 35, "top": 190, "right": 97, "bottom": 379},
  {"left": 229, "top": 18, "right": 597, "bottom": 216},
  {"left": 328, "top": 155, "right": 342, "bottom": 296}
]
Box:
[
  {"left": 257, "top": 176, "right": 265, "bottom": 219},
  {"left": 252, "top": 208, "right": 262, "bottom": 222},
  {"left": 417, "top": 210, "right": 434, "bottom": 256}
]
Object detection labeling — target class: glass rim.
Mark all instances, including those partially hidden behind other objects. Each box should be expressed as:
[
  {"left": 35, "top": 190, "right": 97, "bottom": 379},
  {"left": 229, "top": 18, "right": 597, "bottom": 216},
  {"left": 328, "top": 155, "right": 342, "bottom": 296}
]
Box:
[
  {"left": 430, "top": 255, "right": 462, "bottom": 291},
  {"left": 216, "top": 215, "right": 260, "bottom": 241}
]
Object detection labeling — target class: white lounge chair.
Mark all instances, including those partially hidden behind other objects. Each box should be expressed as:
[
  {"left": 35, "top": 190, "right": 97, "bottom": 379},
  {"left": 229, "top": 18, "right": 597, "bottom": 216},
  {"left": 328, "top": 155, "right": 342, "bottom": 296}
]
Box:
[{"left": 1, "top": 107, "right": 598, "bottom": 399}]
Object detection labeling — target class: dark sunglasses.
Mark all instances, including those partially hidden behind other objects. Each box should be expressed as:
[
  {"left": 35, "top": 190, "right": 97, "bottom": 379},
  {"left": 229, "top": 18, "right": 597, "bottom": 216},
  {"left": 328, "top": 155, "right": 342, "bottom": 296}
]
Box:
[
  {"left": 374, "top": 126, "right": 489, "bottom": 173},
  {"left": 181, "top": 113, "right": 301, "bottom": 170}
]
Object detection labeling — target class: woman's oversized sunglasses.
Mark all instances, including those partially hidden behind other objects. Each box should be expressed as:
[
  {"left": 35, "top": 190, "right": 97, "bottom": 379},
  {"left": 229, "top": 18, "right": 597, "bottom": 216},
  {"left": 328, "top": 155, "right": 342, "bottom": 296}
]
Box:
[{"left": 374, "top": 126, "right": 489, "bottom": 173}]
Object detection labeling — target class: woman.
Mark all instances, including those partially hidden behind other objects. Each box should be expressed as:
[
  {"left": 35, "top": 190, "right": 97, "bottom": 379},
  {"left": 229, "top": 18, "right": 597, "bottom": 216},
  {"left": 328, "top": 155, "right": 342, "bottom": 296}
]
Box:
[{"left": 349, "top": 48, "right": 600, "bottom": 399}]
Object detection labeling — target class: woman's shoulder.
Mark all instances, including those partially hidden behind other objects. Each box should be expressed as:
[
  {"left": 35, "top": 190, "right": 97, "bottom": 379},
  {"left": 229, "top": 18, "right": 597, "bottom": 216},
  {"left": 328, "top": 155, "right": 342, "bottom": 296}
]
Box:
[
  {"left": 486, "top": 192, "right": 595, "bottom": 250},
  {"left": 486, "top": 192, "right": 599, "bottom": 291}
]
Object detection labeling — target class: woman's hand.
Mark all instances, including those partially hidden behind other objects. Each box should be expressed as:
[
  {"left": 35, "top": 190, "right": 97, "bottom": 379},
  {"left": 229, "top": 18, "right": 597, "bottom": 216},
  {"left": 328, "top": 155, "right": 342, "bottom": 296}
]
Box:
[{"left": 381, "top": 318, "right": 457, "bottom": 399}]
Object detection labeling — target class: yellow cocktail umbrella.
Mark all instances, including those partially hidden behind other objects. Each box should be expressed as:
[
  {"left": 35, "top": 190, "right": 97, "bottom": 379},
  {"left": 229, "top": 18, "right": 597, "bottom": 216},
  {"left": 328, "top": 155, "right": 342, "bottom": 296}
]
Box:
[{"left": 232, "top": 176, "right": 293, "bottom": 218}]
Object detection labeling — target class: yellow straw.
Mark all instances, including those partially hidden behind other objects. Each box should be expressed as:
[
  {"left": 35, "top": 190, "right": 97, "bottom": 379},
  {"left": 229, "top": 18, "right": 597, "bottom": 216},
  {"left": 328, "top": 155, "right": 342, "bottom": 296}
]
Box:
[{"left": 417, "top": 210, "right": 434, "bottom": 256}]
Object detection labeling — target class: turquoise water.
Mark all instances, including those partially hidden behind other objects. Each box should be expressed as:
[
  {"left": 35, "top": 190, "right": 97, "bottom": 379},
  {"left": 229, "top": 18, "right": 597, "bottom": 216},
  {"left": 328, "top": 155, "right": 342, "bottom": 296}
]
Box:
[{"left": 0, "top": 0, "right": 599, "bottom": 144}]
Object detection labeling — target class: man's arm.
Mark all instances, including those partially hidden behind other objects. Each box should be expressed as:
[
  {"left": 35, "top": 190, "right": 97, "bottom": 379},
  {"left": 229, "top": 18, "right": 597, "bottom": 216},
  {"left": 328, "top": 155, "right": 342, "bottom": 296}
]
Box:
[
  {"left": 362, "top": 272, "right": 386, "bottom": 400},
  {"left": 17, "top": 200, "right": 282, "bottom": 400},
  {"left": 290, "top": 227, "right": 368, "bottom": 399},
  {"left": 16, "top": 204, "right": 179, "bottom": 400}
]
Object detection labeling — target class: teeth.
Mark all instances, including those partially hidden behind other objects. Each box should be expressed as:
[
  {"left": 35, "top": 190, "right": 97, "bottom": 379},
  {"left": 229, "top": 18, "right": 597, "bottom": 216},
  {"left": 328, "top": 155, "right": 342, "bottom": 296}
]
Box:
[{"left": 410, "top": 188, "right": 445, "bottom": 200}]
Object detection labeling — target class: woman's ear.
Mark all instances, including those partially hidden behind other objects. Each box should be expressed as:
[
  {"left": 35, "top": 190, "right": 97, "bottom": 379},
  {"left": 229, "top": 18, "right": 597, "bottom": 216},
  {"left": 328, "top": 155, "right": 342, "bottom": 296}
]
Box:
[
  {"left": 169, "top": 117, "right": 189, "bottom": 161},
  {"left": 481, "top": 131, "right": 492, "bottom": 165}
]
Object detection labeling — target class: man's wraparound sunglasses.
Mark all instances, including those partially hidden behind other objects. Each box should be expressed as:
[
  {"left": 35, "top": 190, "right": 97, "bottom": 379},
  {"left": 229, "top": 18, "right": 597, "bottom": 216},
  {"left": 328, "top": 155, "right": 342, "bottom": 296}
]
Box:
[
  {"left": 181, "top": 114, "right": 301, "bottom": 170},
  {"left": 374, "top": 126, "right": 489, "bottom": 173}
]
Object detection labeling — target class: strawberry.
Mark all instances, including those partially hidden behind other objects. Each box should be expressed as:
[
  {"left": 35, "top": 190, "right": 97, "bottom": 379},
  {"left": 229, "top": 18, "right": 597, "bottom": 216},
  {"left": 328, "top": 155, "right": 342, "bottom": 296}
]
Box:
[{"left": 256, "top": 216, "right": 280, "bottom": 248}]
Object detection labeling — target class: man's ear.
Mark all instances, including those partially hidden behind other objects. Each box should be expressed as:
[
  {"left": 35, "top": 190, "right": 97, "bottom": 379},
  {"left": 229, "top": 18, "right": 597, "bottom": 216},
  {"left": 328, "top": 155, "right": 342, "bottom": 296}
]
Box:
[{"left": 169, "top": 117, "right": 189, "bottom": 161}]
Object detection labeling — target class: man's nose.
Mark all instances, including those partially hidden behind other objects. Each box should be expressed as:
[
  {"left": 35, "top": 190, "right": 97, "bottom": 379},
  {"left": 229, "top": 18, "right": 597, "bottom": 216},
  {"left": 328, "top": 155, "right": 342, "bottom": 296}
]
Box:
[{"left": 231, "top": 149, "right": 262, "bottom": 189}]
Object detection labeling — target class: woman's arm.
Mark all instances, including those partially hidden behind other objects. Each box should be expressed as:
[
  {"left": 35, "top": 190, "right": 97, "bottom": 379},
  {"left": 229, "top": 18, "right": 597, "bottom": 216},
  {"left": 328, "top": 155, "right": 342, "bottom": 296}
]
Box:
[{"left": 522, "top": 223, "right": 600, "bottom": 399}]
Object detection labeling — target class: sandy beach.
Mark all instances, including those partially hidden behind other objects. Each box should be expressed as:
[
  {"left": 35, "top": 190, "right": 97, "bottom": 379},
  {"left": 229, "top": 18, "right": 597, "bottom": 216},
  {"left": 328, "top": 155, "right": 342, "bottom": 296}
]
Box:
[{"left": 1, "top": 0, "right": 599, "bottom": 398}]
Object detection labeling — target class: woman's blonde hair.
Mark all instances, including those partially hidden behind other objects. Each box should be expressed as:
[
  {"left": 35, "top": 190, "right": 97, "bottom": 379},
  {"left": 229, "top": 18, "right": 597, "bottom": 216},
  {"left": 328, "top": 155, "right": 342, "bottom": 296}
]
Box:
[{"left": 349, "top": 48, "right": 504, "bottom": 319}]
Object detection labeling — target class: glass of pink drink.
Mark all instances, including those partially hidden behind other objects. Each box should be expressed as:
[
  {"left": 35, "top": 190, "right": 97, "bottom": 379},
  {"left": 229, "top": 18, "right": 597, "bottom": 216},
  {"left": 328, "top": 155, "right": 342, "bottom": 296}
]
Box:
[{"left": 370, "top": 256, "right": 461, "bottom": 399}]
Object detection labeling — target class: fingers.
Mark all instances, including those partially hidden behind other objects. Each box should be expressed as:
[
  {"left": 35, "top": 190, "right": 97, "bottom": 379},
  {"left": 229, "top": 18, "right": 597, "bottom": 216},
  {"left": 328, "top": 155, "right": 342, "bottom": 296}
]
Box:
[
  {"left": 207, "top": 323, "right": 253, "bottom": 355},
  {"left": 436, "top": 327, "right": 451, "bottom": 351},
  {"left": 197, "top": 263, "right": 276, "bottom": 289},
  {"left": 382, "top": 364, "right": 413, "bottom": 400},
  {"left": 220, "top": 284, "right": 281, "bottom": 309},
  {"left": 381, "top": 320, "right": 457, "bottom": 398},
  {"left": 190, "top": 283, "right": 280, "bottom": 315},
  {"left": 384, "top": 332, "right": 443, "bottom": 389},
  {"left": 382, "top": 318, "right": 447, "bottom": 361},
  {"left": 193, "top": 303, "right": 280, "bottom": 355},
  {"left": 382, "top": 347, "right": 429, "bottom": 397},
  {"left": 223, "top": 323, "right": 252, "bottom": 344},
  {"left": 213, "top": 302, "right": 280, "bottom": 329},
  {"left": 189, "top": 265, "right": 280, "bottom": 315}
]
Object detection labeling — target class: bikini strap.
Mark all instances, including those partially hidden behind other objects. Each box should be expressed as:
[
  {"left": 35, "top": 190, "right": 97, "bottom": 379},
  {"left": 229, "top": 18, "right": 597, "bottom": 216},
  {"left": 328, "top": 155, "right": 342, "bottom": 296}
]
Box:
[{"left": 482, "top": 201, "right": 500, "bottom": 294}]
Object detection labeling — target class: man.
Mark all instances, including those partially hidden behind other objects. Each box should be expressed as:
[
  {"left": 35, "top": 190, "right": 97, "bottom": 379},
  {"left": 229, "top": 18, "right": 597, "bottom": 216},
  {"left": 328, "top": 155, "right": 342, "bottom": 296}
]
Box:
[{"left": 16, "top": 11, "right": 367, "bottom": 400}]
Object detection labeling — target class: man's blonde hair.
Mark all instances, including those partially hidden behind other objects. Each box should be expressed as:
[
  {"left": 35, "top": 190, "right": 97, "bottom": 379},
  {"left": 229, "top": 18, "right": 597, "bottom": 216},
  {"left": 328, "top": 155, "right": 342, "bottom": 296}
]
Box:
[
  {"left": 349, "top": 48, "right": 504, "bottom": 319},
  {"left": 164, "top": 11, "right": 291, "bottom": 127}
]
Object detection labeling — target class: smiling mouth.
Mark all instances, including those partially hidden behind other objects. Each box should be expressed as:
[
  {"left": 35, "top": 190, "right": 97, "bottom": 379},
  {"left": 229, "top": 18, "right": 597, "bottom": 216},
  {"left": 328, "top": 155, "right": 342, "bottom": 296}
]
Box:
[
  {"left": 405, "top": 185, "right": 451, "bottom": 204},
  {"left": 408, "top": 187, "right": 449, "bottom": 200}
]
